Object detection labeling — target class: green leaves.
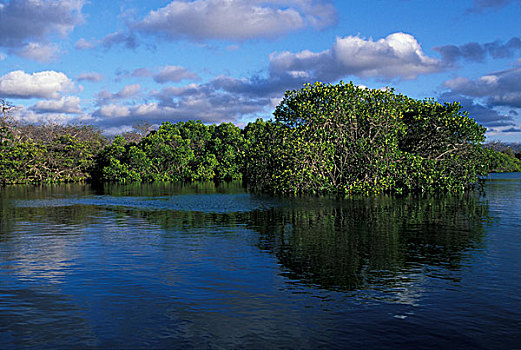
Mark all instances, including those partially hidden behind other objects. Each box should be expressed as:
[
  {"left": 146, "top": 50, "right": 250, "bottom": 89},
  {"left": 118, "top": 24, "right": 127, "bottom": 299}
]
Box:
[
  {"left": 0, "top": 82, "right": 489, "bottom": 192},
  {"left": 246, "top": 81, "right": 487, "bottom": 195},
  {"left": 96, "top": 120, "right": 245, "bottom": 183},
  {"left": 0, "top": 124, "right": 105, "bottom": 184}
]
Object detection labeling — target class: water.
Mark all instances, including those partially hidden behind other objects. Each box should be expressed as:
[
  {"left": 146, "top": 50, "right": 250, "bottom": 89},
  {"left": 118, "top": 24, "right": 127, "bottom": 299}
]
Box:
[{"left": 0, "top": 177, "right": 520, "bottom": 349}]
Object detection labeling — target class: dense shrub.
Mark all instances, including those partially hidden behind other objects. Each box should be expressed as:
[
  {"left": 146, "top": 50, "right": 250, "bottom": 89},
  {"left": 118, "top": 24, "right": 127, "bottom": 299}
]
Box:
[
  {"left": 95, "top": 121, "right": 244, "bottom": 183},
  {"left": 0, "top": 122, "right": 105, "bottom": 184},
  {"left": 0, "top": 82, "right": 512, "bottom": 193},
  {"left": 483, "top": 147, "right": 521, "bottom": 172},
  {"left": 243, "top": 82, "right": 487, "bottom": 194}
]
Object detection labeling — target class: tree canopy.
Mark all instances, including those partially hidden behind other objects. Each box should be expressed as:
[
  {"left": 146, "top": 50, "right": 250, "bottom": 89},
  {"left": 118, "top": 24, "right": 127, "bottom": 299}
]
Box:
[
  {"left": 0, "top": 82, "right": 507, "bottom": 194},
  {"left": 243, "top": 82, "right": 488, "bottom": 194}
]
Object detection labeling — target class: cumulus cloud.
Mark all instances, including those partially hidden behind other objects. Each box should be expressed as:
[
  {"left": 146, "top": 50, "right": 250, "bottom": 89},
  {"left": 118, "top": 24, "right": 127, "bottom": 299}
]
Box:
[
  {"left": 75, "top": 31, "right": 139, "bottom": 51},
  {"left": 97, "top": 84, "right": 141, "bottom": 102},
  {"left": 170, "top": 33, "right": 444, "bottom": 108},
  {"left": 94, "top": 79, "right": 269, "bottom": 129},
  {"left": 31, "top": 96, "right": 82, "bottom": 114},
  {"left": 440, "top": 66, "right": 521, "bottom": 131},
  {"left": 440, "top": 91, "right": 516, "bottom": 128},
  {"left": 13, "top": 42, "right": 60, "bottom": 62},
  {"left": 153, "top": 65, "right": 200, "bottom": 83},
  {"left": 434, "top": 37, "right": 521, "bottom": 65},
  {"left": 127, "top": 65, "right": 200, "bottom": 83},
  {"left": 11, "top": 105, "right": 88, "bottom": 125},
  {"left": 443, "top": 67, "right": 521, "bottom": 108},
  {"left": 0, "top": 70, "right": 75, "bottom": 99},
  {"left": 0, "top": 0, "right": 85, "bottom": 60},
  {"left": 101, "top": 31, "right": 139, "bottom": 50},
  {"left": 90, "top": 32, "right": 443, "bottom": 129},
  {"left": 77, "top": 72, "right": 103, "bottom": 82},
  {"left": 116, "top": 84, "right": 141, "bottom": 98},
  {"left": 133, "top": 0, "right": 336, "bottom": 41},
  {"left": 269, "top": 32, "right": 444, "bottom": 82},
  {"left": 85, "top": 32, "right": 441, "bottom": 130},
  {"left": 95, "top": 104, "right": 131, "bottom": 118}
]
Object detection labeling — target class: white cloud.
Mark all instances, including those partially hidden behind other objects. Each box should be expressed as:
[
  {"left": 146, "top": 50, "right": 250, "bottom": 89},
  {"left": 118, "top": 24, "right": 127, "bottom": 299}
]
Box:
[
  {"left": 77, "top": 72, "right": 103, "bottom": 82},
  {"left": 94, "top": 79, "right": 269, "bottom": 129},
  {"left": 0, "top": 0, "right": 85, "bottom": 60},
  {"left": 14, "top": 42, "right": 60, "bottom": 62},
  {"left": 0, "top": 70, "right": 75, "bottom": 99},
  {"left": 97, "top": 84, "right": 141, "bottom": 101},
  {"left": 93, "top": 103, "right": 171, "bottom": 125},
  {"left": 153, "top": 84, "right": 201, "bottom": 97},
  {"left": 74, "top": 38, "right": 96, "bottom": 50},
  {"left": 333, "top": 33, "right": 442, "bottom": 79},
  {"left": 104, "top": 125, "right": 135, "bottom": 136},
  {"left": 133, "top": 102, "right": 169, "bottom": 117},
  {"left": 75, "top": 31, "right": 139, "bottom": 51},
  {"left": 96, "top": 104, "right": 131, "bottom": 118},
  {"left": 32, "top": 96, "right": 82, "bottom": 114},
  {"left": 134, "top": 0, "right": 336, "bottom": 41},
  {"left": 91, "top": 33, "right": 442, "bottom": 129},
  {"left": 443, "top": 67, "right": 521, "bottom": 107},
  {"left": 129, "top": 65, "right": 200, "bottom": 83},
  {"left": 118, "top": 84, "right": 141, "bottom": 98},
  {"left": 12, "top": 105, "right": 81, "bottom": 125},
  {"left": 154, "top": 65, "right": 200, "bottom": 83},
  {"left": 269, "top": 32, "right": 444, "bottom": 81},
  {"left": 87, "top": 32, "right": 443, "bottom": 130}
]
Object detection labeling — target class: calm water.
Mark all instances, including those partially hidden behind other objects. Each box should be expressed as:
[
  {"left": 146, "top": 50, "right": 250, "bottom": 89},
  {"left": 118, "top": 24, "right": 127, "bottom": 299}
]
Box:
[{"left": 0, "top": 176, "right": 520, "bottom": 349}]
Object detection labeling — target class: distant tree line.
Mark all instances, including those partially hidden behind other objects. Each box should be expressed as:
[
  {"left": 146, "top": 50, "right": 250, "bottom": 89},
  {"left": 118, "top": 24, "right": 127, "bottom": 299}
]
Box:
[
  {"left": 483, "top": 141, "right": 521, "bottom": 172},
  {"left": 0, "top": 83, "right": 519, "bottom": 194}
]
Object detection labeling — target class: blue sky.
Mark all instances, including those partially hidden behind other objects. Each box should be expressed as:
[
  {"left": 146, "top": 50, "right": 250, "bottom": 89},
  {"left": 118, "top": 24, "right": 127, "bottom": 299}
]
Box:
[{"left": 1, "top": 0, "right": 520, "bottom": 141}]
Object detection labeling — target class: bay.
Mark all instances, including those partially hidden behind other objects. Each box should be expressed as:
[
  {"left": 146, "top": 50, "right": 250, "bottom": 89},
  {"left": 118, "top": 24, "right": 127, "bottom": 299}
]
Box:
[{"left": 0, "top": 176, "right": 520, "bottom": 349}]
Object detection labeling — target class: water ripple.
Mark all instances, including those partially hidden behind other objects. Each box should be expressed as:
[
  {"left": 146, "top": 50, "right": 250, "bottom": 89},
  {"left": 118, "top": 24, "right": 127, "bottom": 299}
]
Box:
[{"left": 14, "top": 193, "right": 277, "bottom": 214}]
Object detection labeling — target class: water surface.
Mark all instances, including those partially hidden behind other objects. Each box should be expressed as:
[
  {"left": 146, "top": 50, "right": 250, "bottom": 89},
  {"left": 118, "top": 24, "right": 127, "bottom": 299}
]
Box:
[{"left": 0, "top": 178, "right": 520, "bottom": 349}]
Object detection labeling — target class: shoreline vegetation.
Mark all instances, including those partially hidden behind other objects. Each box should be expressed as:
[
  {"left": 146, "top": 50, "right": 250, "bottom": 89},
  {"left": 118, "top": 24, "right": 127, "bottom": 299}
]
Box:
[{"left": 1, "top": 82, "right": 521, "bottom": 194}]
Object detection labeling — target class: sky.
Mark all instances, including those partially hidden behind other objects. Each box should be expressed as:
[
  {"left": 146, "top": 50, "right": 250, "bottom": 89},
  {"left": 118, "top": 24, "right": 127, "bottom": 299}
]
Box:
[{"left": 0, "top": 0, "right": 520, "bottom": 142}]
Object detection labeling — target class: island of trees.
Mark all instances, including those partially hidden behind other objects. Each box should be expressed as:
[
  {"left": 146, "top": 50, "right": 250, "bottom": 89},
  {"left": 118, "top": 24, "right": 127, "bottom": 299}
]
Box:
[{"left": 1, "top": 82, "right": 520, "bottom": 194}]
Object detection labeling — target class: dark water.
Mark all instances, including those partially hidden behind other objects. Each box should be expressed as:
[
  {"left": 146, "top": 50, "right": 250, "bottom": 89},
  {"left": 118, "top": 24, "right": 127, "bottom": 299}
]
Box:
[{"left": 0, "top": 176, "right": 520, "bottom": 349}]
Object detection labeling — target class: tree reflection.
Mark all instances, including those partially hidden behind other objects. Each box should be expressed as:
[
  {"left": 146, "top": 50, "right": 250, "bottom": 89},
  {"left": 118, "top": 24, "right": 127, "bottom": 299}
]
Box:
[
  {"left": 1, "top": 183, "right": 493, "bottom": 294},
  {"left": 247, "top": 194, "right": 492, "bottom": 291}
]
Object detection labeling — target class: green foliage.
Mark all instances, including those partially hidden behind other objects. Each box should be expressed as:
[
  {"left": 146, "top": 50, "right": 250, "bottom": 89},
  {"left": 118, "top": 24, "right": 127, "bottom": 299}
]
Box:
[
  {"left": 483, "top": 147, "right": 521, "bottom": 172},
  {"left": 482, "top": 142, "right": 521, "bottom": 172},
  {"left": 244, "top": 81, "right": 488, "bottom": 195},
  {"left": 207, "top": 122, "right": 245, "bottom": 180},
  {"left": 0, "top": 83, "right": 496, "bottom": 194},
  {"left": 0, "top": 123, "right": 105, "bottom": 185},
  {"left": 97, "top": 121, "right": 244, "bottom": 183}
]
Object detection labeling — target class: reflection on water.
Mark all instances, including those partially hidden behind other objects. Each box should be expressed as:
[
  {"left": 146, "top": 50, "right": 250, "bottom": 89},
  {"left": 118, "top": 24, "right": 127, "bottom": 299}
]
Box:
[
  {"left": 0, "top": 180, "right": 520, "bottom": 349},
  {"left": 249, "top": 194, "right": 490, "bottom": 293}
]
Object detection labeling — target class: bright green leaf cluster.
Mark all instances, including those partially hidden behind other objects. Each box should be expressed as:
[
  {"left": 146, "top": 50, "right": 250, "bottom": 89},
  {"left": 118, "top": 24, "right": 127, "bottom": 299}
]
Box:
[
  {"left": 96, "top": 121, "right": 244, "bottom": 183},
  {"left": 243, "top": 81, "right": 488, "bottom": 195}
]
